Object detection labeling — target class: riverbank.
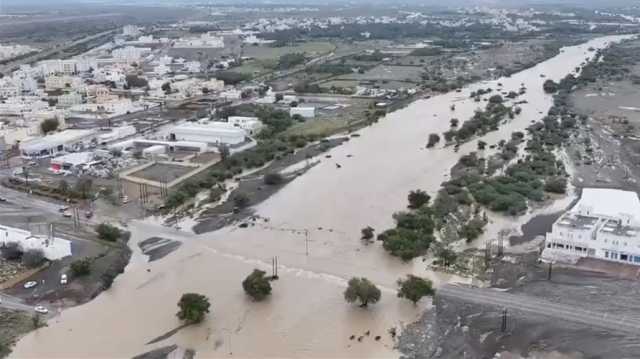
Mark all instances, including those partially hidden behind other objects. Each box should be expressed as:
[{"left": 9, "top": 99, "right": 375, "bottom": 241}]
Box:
[{"left": 8, "top": 34, "right": 631, "bottom": 359}]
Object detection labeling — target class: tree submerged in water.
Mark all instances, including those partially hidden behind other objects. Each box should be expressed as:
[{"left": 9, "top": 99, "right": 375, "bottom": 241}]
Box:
[
  {"left": 344, "top": 277, "right": 381, "bottom": 307},
  {"left": 177, "top": 293, "right": 210, "bottom": 324}
]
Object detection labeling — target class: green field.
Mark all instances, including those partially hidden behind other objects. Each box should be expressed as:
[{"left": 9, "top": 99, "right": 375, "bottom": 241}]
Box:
[{"left": 242, "top": 41, "right": 336, "bottom": 60}]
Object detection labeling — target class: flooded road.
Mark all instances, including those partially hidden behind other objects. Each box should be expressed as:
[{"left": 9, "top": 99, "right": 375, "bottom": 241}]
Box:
[{"left": 10, "top": 35, "right": 633, "bottom": 358}]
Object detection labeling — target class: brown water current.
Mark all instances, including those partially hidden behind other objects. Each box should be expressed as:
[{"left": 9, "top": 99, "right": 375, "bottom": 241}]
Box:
[{"left": 10, "top": 34, "right": 634, "bottom": 359}]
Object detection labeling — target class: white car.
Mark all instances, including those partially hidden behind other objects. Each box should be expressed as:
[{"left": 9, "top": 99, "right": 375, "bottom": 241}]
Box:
[
  {"left": 34, "top": 306, "right": 48, "bottom": 314},
  {"left": 60, "top": 274, "right": 68, "bottom": 285},
  {"left": 23, "top": 281, "right": 37, "bottom": 289}
]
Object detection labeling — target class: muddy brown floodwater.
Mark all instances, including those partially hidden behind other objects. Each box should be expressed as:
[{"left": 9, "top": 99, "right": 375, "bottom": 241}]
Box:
[{"left": 10, "top": 34, "right": 633, "bottom": 359}]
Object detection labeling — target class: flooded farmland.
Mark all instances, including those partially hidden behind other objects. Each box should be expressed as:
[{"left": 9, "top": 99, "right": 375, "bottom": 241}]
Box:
[{"left": 10, "top": 34, "right": 633, "bottom": 359}]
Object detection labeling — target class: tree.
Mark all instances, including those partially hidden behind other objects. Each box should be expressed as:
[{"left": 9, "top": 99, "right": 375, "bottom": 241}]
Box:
[
  {"left": 177, "top": 293, "right": 210, "bottom": 324},
  {"left": 22, "top": 249, "right": 45, "bottom": 268},
  {"left": 161, "top": 82, "right": 172, "bottom": 94},
  {"left": 58, "top": 180, "right": 70, "bottom": 194},
  {"left": 488, "top": 95, "right": 503, "bottom": 104},
  {"left": 543, "top": 79, "right": 558, "bottom": 93},
  {"left": 361, "top": 226, "right": 375, "bottom": 241},
  {"left": 218, "top": 144, "right": 230, "bottom": 161},
  {"left": 96, "top": 223, "right": 122, "bottom": 242},
  {"left": 201, "top": 87, "right": 210, "bottom": 94},
  {"left": 75, "top": 177, "right": 93, "bottom": 199},
  {"left": 426, "top": 133, "right": 440, "bottom": 148},
  {"left": 477, "top": 140, "right": 487, "bottom": 150},
  {"left": 275, "top": 93, "right": 284, "bottom": 102},
  {"left": 545, "top": 177, "right": 567, "bottom": 194},
  {"left": 242, "top": 269, "right": 272, "bottom": 301},
  {"left": 435, "top": 246, "right": 457, "bottom": 267},
  {"left": 450, "top": 118, "right": 459, "bottom": 127},
  {"left": 125, "top": 74, "right": 148, "bottom": 88},
  {"left": 408, "top": 190, "right": 430, "bottom": 209},
  {"left": 40, "top": 118, "right": 59, "bottom": 134},
  {"left": 397, "top": 275, "right": 435, "bottom": 304},
  {"left": 344, "top": 277, "right": 381, "bottom": 307},
  {"left": 1, "top": 242, "right": 23, "bottom": 260},
  {"left": 70, "top": 258, "right": 91, "bottom": 277}
]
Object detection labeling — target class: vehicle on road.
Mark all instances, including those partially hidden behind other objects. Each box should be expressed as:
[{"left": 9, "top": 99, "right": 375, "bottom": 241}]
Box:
[
  {"left": 62, "top": 210, "right": 72, "bottom": 218},
  {"left": 59, "top": 205, "right": 70, "bottom": 213},
  {"left": 34, "top": 306, "right": 48, "bottom": 314},
  {"left": 23, "top": 281, "right": 37, "bottom": 289},
  {"left": 60, "top": 274, "right": 68, "bottom": 285},
  {"left": 85, "top": 211, "right": 93, "bottom": 219},
  {"left": 0, "top": 196, "right": 7, "bottom": 202},
  {"left": 122, "top": 195, "right": 129, "bottom": 204}
]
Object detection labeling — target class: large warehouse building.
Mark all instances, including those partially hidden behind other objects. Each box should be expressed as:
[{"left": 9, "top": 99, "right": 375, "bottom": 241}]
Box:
[{"left": 168, "top": 122, "right": 246, "bottom": 145}]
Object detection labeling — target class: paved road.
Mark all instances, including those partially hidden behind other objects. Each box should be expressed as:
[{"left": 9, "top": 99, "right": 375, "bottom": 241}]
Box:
[
  {"left": 438, "top": 285, "right": 640, "bottom": 335},
  {"left": 0, "top": 292, "right": 34, "bottom": 312}
]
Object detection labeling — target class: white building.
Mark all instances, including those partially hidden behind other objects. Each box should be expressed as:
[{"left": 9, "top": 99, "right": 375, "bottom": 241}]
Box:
[
  {"left": 290, "top": 106, "right": 316, "bottom": 119},
  {"left": 184, "top": 61, "right": 201, "bottom": 73},
  {"left": 98, "top": 125, "right": 136, "bottom": 144},
  {"left": 45, "top": 75, "right": 73, "bottom": 91},
  {"left": 227, "top": 116, "right": 264, "bottom": 135},
  {"left": 57, "top": 92, "right": 83, "bottom": 108},
  {"left": 543, "top": 188, "right": 640, "bottom": 266},
  {"left": 123, "top": 25, "right": 141, "bottom": 37},
  {"left": 19, "top": 129, "right": 96, "bottom": 158},
  {"left": 174, "top": 33, "right": 224, "bottom": 48},
  {"left": 0, "top": 224, "right": 71, "bottom": 260},
  {"left": 169, "top": 122, "right": 246, "bottom": 145},
  {"left": 111, "top": 46, "right": 151, "bottom": 64}
]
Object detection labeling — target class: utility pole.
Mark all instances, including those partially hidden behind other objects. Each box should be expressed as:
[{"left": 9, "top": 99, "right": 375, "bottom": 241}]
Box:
[
  {"left": 501, "top": 308, "right": 508, "bottom": 332},
  {"left": 304, "top": 229, "right": 309, "bottom": 256},
  {"left": 547, "top": 262, "right": 553, "bottom": 281}
]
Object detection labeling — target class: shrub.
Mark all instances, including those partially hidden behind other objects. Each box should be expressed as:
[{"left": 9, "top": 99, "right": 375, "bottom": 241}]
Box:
[
  {"left": 70, "top": 258, "right": 91, "bottom": 277},
  {"left": 361, "top": 226, "right": 375, "bottom": 240},
  {"left": 426, "top": 133, "right": 440, "bottom": 148},
  {"left": 96, "top": 223, "right": 122, "bottom": 242},
  {"left": 1, "top": 242, "right": 22, "bottom": 260},
  {"left": 233, "top": 192, "right": 250, "bottom": 208},
  {"left": 545, "top": 177, "right": 567, "bottom": 194},
  {"left": 22, "top": 249, "right": 45, "bottom": 268},
  {"left": 263, "top": 173, "right": 284, "bottom": 185},
  {"left": 242, "top": 269, "right": 272, "bottom": 301}
]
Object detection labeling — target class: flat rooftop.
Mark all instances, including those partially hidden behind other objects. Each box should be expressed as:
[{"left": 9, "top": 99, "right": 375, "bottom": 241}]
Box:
[{"left": 556, "top": 213, "right": 600, "bottom": 230}]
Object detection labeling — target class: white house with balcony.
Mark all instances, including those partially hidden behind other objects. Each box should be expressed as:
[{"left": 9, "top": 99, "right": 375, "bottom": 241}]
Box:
[{"left": 543, "top": 188, "right": 640, "bottom": 266}]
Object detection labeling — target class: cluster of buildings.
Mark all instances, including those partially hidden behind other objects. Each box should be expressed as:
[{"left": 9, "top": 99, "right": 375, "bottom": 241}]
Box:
[
  {"left": 0, "top": 43, "right": 37, "bottom": 61},
  {"left": 543, "top": 188, "right": 640, "bottom": 266}
]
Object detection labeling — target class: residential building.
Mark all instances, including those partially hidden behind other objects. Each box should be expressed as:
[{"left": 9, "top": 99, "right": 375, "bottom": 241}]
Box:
[
  {"left": 57, "top": 92, "right": 83, "bottom": 108},
  {"left": 227, "top": 116, "right": 264, "bottom": 135},
  {"left": 543, "top": 188, "right": 640, "bottom": 266}
]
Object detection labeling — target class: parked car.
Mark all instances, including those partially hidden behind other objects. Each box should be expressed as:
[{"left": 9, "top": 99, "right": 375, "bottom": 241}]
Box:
[
  {"left": 60, "top": 274, "right": 68, "bottom": 285},
  {"left": 0, "top": 196, "right": 7, "bottom": 202},
  {"left": 122, "top": 196, "right": 129, "bottom": 204},
  {"left": 62, "top": 211, "right": 73, "bottom": 218},
  {"left": 58, "top": 205, "right": 70, "bottom": 213},
  {"left": 23, "top": 281, "right": 37, "bottom": 289},
  {"left": 34, "top": 306, "right": 48, "bottom": 314},
  {"left": 85, "top": 211, "right": 93, "bottom": 219}
]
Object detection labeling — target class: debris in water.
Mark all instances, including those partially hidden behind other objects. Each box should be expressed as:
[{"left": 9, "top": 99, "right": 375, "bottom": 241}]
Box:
[
  {"left": 336, "top": 163, "right": 342, "bottom": 168},
  {"left": 365, "top": 330, "right": 370, "bottom": 336},
  {"left": 357, "top": 336, "right": 363, "bottom": 342},
  {"left": 349, "top": 335, "right": 355, "bottom": 340},
  {"left": 375, "top": 336, "right": 381, "bottom": 341}
]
